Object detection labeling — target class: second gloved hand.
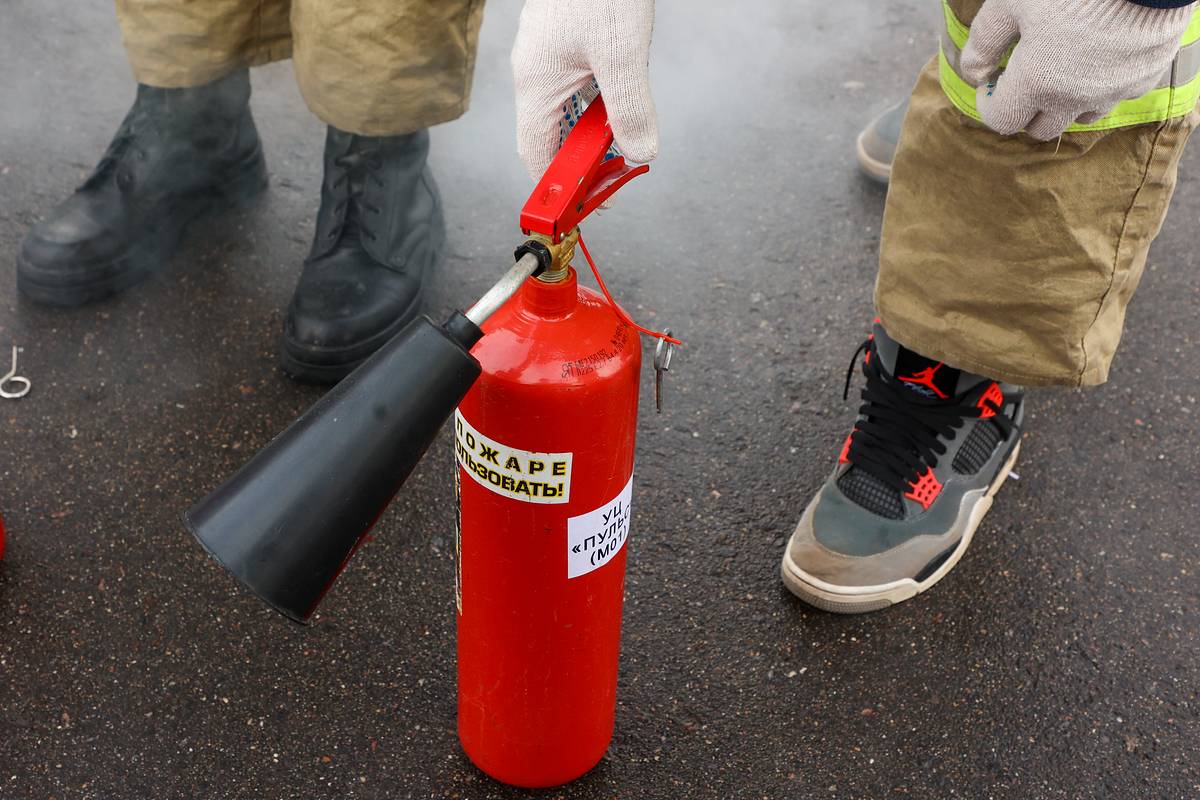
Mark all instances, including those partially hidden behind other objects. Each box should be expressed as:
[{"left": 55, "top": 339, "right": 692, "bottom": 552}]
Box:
[
  {"left": 960, "top": 0, "right": 1194, "bottom": 140},
  {"left": 512, "top": 0, "right": 658, "bottom": 180}
]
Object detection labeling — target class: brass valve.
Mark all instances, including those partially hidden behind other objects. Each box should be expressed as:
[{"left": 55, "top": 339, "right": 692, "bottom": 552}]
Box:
[{"left": 529, "top": 227, "right": 580, "bottom": 284}]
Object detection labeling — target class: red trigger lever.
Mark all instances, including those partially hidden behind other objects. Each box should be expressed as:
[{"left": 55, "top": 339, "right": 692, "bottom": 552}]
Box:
[
  {"left": 517, "top": 94, "right": 680, "bottom": 348},
  {"left": 519, "top": 95, "right": 650, "bottom": 243}
]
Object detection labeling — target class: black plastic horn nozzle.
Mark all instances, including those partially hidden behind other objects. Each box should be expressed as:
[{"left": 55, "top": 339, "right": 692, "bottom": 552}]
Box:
[{"left": 185, "top": 313, "right": 483, "bottom": 623}]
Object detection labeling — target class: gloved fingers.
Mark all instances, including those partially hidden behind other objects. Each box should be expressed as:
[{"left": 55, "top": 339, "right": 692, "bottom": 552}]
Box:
[
  {"left": 1075, "top": 108, "right": 1112, "bottom": 126},
  {"left": 960, "top": 0, "right": 1019, "bottom": 86},
  {"left": 1024, "top": 109, "right": 1078, "bottom": 141},
  {"left": 558, "top": 80, "right": 601, "bottom": 147},
  {"left": 591, "top": 57, "right": 659, "bottom": 165},
  {"left": 973, "top": 60, "right": 1038, "bottom": 136},
  {"left": 514, "top": 69, "right": 596, "bottom": 180}
]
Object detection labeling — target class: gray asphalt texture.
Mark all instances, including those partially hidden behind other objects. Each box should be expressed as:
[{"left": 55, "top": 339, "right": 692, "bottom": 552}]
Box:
[{"left": 2, "top": 1, "right": 1199, "bottom": 798}]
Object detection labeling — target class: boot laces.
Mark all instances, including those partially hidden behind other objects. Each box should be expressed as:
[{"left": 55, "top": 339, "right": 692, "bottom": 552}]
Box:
[
  {"left": 327, "top": 148, "right": 385, "bottom": 244},
  {"left": 842, "top": 338, "right": 1012, "bottom": 492},
  {"left": 84, "top": 109, "right": 151, "bottom": 190}
]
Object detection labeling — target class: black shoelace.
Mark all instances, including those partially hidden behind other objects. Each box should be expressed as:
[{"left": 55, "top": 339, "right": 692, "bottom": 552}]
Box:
[
  {"left": 326, "top": 148, "right": 384, "bottom": 244},
  {"left": 84, "top": 111, "right": 151, "bottom": 191},
  {"left": 842, "top": 338, "right": 1013, "bottom": 492}
]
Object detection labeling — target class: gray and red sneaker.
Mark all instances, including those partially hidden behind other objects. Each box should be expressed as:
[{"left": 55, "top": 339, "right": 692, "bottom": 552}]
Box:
[{"left": 781, "top": 324, "right": 1024, "bottom": 613}]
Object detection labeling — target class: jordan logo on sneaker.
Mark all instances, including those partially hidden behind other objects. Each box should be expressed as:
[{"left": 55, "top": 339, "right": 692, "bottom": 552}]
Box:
[{"left": 899, "top": 363, "right": 949, "bottom": 399}]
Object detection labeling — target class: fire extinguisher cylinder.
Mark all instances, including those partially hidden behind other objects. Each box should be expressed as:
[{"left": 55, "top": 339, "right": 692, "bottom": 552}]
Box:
[
  {"left": 182, "top": 91, "right": 656, "bottom": 791},
  {"left": 456, "top": 265, "right": 641, "bottom": 787}
]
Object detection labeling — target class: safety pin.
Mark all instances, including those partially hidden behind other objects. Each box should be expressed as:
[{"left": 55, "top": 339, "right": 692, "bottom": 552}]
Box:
[{"left": 0, "top": 345, "right": 31, "bottom": 399}]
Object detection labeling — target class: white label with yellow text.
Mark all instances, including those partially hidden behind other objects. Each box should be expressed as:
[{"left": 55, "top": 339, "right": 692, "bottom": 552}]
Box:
[
  {"left": 454, "top": 410, "right": 572, "bottom": 504},
  {"left": 567, "top": 474, "right": 633, "bottom": 578}
]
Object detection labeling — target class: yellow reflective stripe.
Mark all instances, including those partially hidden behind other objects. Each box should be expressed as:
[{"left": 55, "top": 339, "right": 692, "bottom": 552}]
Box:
[
  {"left": 1074, "top": 73, "right": 1200, "bottom": 130},
  {"left": 944, "top": 0, "right": 1200, "bottom": 48},
  {"left": 1184, "top": 10, "right": 1200, "bottom": 46},
  {"left": 942, "top": 0, "right": 969, "bottom": 50},
  {"left": 939, "top": 0, "right": 1200, "bottom": 131},
  {"left": 937, "top": 44, "right": 980, "bottom": 121},
  {"left": 940, "top": 46, "right": 1200, "bottom": 131}
]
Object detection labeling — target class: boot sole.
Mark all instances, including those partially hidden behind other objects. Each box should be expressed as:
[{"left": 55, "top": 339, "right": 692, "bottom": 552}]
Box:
[
  {"left": 17, "top": 146, "right": 268, "bottom": 308},
  {"left": 855, "top": 130, "right": 892, "bottom": 185},
  {"left": 278, "top": 292, "right": 426, "bottom": 384},
  {"left": 780, "top": 441, "right": 1022, "bottom": 614}
]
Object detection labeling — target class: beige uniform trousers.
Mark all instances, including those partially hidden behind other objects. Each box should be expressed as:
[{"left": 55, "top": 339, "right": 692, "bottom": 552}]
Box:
[
  {"left": 114, "top": 0, "right": 486, "bottom": 136},
  {"left": 876, "top": 0, "right": 1198, "bottom": 387}
]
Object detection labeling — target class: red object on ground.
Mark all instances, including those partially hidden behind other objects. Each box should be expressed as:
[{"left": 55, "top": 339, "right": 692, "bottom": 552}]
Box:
[
  {"left": 455, "top": 269, "right": 640, "bottom": 787},
  {"left": 0, "top": 513, "right": 5, "bottom": 560}
]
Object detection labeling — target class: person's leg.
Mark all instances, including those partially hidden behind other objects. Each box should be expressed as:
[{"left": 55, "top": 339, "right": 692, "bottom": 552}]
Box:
[
  {"left": 279, "top": 0, "right": 485, "bottom": 383},
  {"left": 18, "top": 0, "right": 292, "bottom": 306},
  {"left": 115, "top": 0, "right": 292, "bottom": 88},
  {"left": 290, "top": 0, "right": 485, "bottom": 137},
  {"left": 876, "top": 66, "right": 1196, "bottom": 387},
  {"left": 782, "top": 0, "right": 1198, "bottom": 612}
]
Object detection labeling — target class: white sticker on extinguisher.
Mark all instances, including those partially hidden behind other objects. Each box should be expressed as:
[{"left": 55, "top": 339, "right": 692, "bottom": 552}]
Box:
[
  {"left": 453, "top": 409, "right": 572, "bottom": 504},
  {"left": 567, "top": 474, "right": 633, "bottom": 579}
]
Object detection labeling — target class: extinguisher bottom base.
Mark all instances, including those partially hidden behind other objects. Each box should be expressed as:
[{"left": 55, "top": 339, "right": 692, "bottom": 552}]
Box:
[{"left": 458, "top": 732, "right": 609, "bottom": 789}]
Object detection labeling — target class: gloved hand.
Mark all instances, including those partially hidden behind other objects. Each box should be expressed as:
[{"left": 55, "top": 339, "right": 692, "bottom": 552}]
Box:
[
  {"left": 960, "top": 0, "right": 1194, "bottom": 140},
  {"left": 512, "top": 0, "right": 658, "bottom": 179}
]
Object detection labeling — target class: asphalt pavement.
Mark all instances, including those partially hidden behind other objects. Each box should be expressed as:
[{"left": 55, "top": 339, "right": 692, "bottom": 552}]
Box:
[{"left": 1, "top": 1, "right": 1198, "bottom": 798}]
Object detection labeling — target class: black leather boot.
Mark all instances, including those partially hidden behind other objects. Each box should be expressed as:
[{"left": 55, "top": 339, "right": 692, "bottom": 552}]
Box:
[
  {"left": 281, "top": 126, "right": 444, "bottom": 383},
  {"left": 17, "top": 70, "right": 267, "bottom": 306}
]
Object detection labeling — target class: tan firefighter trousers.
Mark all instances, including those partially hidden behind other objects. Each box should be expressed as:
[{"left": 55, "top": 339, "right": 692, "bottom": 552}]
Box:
[
  {"left": 114, "top": 0, "right": 486, "bottom": 136},
  {"left": 876, "top": 0, "right": 1199, "bottom": 386}
]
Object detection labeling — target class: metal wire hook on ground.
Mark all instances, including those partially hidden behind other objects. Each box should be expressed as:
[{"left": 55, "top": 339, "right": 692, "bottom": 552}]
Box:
[{"left": 0, "top": 345, "right": 31, "bottom": 399}]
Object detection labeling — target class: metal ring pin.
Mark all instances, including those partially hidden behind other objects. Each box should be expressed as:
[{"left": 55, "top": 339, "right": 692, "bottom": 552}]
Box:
[{"left": 0, "top": 345, "right": 31, "bottom": 399}]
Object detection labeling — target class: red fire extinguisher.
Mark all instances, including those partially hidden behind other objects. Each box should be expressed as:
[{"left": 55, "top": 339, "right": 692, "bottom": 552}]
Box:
[
  {"left": 454, "top": 97, "right": 673, "bottom": 787},
  {"left": 184, "top": 93, "right": 677, "bottom": 788}
]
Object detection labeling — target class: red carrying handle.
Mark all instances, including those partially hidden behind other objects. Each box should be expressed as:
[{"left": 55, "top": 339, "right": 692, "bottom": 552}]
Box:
[
  {"left": 521, "top": 95, "right": 679, "bottom": 347},
  {"left": 520, "top": 96, "right": 649, "bottom": 243}
]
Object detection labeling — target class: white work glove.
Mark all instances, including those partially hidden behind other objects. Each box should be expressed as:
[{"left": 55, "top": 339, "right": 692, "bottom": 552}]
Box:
[
  {"left": 960, "top": 0, "right": 1194, "bottom": 140},
  {"left": 512, "top": 0, "right": 658, "bottom": 180}
]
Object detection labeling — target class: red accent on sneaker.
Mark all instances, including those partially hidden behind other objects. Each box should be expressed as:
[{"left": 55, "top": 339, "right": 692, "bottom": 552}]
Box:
[
  {"left": 898, "top": 362, "right": 949, "bottom": 399},
  {"left": 905, "top": 468, "right": 943, "bottom": 510},
  {"left": 977, "top": 382, "right": 1003, "bottom": 419},
  {"left": 838, "top": 431, "right": 856, "bottom": 464}
]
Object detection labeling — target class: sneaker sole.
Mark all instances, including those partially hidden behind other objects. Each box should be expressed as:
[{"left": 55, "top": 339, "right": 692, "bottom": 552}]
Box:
[
  {"left": 855, "top": 131, "right": 892, "bottom": 185},
  {"left": 780, "top": 441, "right": 1021, "bottom": 614},
  {"left": 16, "top": 146, "right": 268, "bottom": 308}
]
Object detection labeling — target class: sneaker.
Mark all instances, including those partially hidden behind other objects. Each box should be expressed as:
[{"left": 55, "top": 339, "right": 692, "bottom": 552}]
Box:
[
  {"left": 855, "top": 100, "right": 907, "bottom": 184},
  {"left": 781, "top": 323, "right": 1024, "bottom": 613}
]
